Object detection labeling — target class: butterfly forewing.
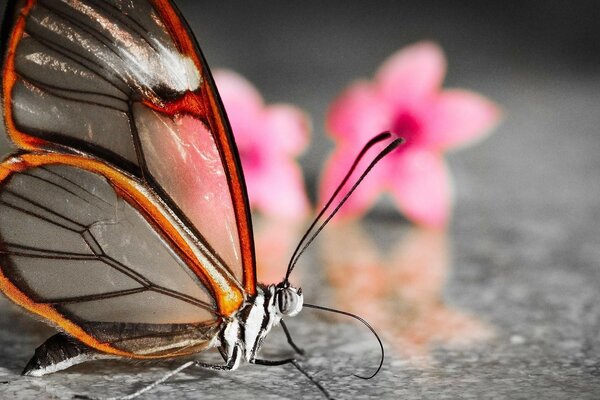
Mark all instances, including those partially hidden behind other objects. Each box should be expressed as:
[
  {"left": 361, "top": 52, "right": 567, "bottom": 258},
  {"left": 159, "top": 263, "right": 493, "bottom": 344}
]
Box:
[
  {"left": 3, "top": 0, "right": 255, "bottom": 290},
  {"left": 0, "top": 0, "right": 256, "bottom": 357}
]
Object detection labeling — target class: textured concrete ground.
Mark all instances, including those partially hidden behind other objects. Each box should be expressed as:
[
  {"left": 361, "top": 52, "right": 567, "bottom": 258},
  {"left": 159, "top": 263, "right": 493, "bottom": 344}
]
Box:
[{"left": 1, "top": 1, "right": 599, "bottom": 399}]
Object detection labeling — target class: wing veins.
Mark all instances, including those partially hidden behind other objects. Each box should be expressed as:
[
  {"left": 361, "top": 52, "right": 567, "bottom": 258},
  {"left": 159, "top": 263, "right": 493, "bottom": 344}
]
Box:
[
  {"left": 2, "top": 242, "right": 92, "bottom": 259},
  {"left": 16, "top": 73, "right": 129, "bottom": 114},
  {"left": 2, "top": 251, "right": 95, "bottom": 261},
  {"left": 39, "top": 166, "right": 117, "bottom": 210},
  {"left": 79, "top": 232, "right": 214, "bottom": 310},
  {"left": 17, "top": 71, "right": 128, "bottom": 108},
  {"left": 37, "top": 1, "right": 136, "bottom": 84},
  {"left": 79, "top": 230, "right": 152, "bottom": 287},
  {"left": 45, "top": 287, "right": 147, "bottom": 305},
  {"left": 127, "top": 101, "right": 149, "bottom": 182},
  {"left": 20, "top": 170, "right": 113, "bottom": 214},
  {"left": 0, "top": 192, "right": 85, "bottom": 232},
  {"left": 151, "top": 285, "right": 215, "bottom": 311},
  {"left": 48, "top": 285, "right": 214, "bottom": 312},
  {"left": 4, "top": 189, "right": 85, "bottom": 228},
  {"left": 84, "top": 0, "right": 163, "bottom": 54},
  {"left": 24, "top": 28, "right": 130, "bottom": 95}
]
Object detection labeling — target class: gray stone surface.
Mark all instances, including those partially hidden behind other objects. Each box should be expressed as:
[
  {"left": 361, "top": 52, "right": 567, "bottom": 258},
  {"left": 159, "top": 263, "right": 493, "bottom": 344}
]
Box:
[{"left": 1, "top": 1, "right": 600, "bottom": 399}]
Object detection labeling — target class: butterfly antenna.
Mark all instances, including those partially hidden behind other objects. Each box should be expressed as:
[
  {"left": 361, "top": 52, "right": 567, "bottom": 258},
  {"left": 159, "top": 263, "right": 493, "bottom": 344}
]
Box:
[
  {"left": 285, "top": 132, "right": 393, "bottom": 281},
  {"left": 284, "top": 133, "right": 403, "bottom": 282},
  {"left": 304, "top": 303, "right": 384, "bottom": 379}
]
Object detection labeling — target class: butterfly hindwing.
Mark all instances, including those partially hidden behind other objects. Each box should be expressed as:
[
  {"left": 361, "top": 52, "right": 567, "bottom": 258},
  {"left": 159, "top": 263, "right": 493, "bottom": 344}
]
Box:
[{"left": 0, "top": 154, "right": 226, "bottom": 356}]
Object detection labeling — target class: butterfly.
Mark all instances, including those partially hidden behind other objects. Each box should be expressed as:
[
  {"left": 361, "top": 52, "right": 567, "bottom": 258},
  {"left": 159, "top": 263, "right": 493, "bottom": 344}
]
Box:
[{"left": 0, "top": 0, "right": 402, "bottom": 398}]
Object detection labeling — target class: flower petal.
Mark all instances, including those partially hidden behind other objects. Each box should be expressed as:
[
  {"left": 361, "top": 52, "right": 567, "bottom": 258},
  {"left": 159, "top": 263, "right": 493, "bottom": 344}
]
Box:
[
  {"left": 425, "top": 89, "right": 501, "bottom": 150},
  {"left": 213, "top": 69, "right": 263, "bottom": 142},
  {"left": 319, "top": 145, "right": 389, "bottom": 220},
  {"left": 214, "top": 69, "right": 310, "bottom": 220},
  {"left": 324, "top": 41, "right": 500, "bottom": 225},
  {"left": 327, "top": 81, "right": 393, "bottom": 142},
  {"left": 263, "top": 105, "right": 310, "bottom": 155},
  {"left": 376, "top": 42, "right": 446, "bottom": 108},
  {"left": 387, "top": 148, "right": 452, "bottom": 228},
  {"left": 253, "top": 159, "right": 310, "bottom": 220}
]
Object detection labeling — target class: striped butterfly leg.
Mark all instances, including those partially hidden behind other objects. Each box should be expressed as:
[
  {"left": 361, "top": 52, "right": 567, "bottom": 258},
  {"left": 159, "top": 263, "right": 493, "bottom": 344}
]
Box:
[{"left": 22, "top": 333, "right": 113, "bottom": 377}]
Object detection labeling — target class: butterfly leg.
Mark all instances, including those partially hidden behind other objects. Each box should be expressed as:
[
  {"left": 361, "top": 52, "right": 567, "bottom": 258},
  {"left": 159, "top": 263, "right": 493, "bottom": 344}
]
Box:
[
  {"left": 193, "top": 343, "right": 243, "bottom": 371},
  {"left": 251, "top": 358, "right": 333, "bottom": 399},
  {"left": 22, "top": 333, "right": 113, "bottom": 377},
  {"left": 89, "top": 346, "right": 244, "bottom": 400},
  {"left": 280, "top": 320, "right": 305, "bottom": 355}
]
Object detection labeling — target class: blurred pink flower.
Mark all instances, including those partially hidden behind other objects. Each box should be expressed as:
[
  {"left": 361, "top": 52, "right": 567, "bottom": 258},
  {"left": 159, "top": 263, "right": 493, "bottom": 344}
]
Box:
[
  {"left": 320, "top": 42, "right": 500, "bottom": 227},
  {"left": 214, "top": 69, "right": 311, "bottom": 220}
]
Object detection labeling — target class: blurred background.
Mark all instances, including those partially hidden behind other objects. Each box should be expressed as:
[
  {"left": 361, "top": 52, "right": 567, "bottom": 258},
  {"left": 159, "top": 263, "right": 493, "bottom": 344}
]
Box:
[
  {"left": 182, "top": 3, "right": 600, "bottom": 392},
  {"left": 183, "top": 0, "right": 600, "bottom": 206},
  {"left": 1, "top": 1, "right": 600, "bottom": 399}
]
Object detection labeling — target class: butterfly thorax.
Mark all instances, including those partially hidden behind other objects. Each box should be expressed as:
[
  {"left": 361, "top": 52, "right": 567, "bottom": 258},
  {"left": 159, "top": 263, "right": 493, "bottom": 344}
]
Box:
[{"left": 219, "top": 283, "right": 303, "bottom": 369}]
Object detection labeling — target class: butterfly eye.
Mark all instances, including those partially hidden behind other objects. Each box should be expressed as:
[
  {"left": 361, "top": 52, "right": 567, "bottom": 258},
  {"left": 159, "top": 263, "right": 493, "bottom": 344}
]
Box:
[{"left": 277, "top": 288, "right": 302, "bottom": 316}]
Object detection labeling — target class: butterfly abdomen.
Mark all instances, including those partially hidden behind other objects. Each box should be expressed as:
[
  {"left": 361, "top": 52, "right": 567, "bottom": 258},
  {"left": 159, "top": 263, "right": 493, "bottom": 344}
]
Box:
[{"left": 22, "top": 333, "right": 110, "bottom": 377}]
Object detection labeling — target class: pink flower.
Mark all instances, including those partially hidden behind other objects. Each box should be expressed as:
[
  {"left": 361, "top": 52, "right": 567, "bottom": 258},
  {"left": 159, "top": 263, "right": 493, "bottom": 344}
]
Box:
[
  {"left": 214, "top": 69, "right": 311, "bottom": 220},
  {"left": 320, "top": 42, "right": 500, "bottom": 227}
]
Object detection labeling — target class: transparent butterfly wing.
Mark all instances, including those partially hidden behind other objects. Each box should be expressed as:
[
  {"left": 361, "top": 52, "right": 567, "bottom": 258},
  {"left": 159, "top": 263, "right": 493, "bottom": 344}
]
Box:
[{"left": 0, "top": 0, "right": 256, "bottom": 357}]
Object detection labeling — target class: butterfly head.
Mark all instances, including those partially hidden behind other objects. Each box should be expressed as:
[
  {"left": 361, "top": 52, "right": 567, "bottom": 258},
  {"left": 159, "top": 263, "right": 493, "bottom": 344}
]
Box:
[{"left": 274, "top": 282, "right": 303, "bottom": 317}]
